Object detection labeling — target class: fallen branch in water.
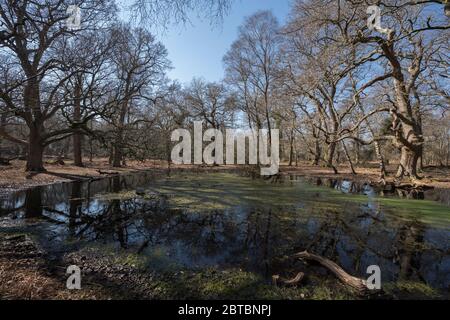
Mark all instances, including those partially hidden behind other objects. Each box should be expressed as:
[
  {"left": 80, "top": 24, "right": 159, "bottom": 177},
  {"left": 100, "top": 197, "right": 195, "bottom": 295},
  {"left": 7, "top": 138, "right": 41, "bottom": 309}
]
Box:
[
  {"left": 272, "top": 272, "right": 305, "bottom": 287},
  {"left": 293, "top": 250, "right": 367, "bottom": 294}
]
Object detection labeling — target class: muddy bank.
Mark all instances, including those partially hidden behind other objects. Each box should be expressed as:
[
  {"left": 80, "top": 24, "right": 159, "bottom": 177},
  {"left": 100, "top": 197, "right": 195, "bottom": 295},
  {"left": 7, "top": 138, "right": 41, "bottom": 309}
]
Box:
[
  {"left": 0, "top": 159, "right": 450, "bottom": 195},
  {"left": 3, "top": 158, "right": 450, "bottom": 194},
  {"left": 280, "top": 163, "right": 450, "bottom": 191},
  {"left": 0, "top": 158, "right": 241, "bottom": 193},
  {"left": 0, "top": 158, "right": 171, "bottom": 193}
]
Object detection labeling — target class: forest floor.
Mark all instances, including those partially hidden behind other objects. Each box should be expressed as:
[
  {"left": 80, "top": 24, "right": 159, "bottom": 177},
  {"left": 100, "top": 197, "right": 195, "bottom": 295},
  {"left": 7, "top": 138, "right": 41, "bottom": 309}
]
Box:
[{"left": 1, "top": 157, "right": 450, "bottom": 192}]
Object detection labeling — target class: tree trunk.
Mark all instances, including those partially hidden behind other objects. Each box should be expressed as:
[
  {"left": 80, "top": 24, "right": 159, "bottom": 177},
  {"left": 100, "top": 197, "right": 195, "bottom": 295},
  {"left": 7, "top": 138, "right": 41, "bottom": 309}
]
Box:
[
  {"left": 113, "top": 147, "right": 122, "bottom": 167},
  {"left": 73, "top": 133, "right": 83, "bottom": 166},
  {"left": 288, "top": 128, "right": 294, "bottom": 167},
  {"left": 26, "top": 126, "right": 45, "bottom": 172},
  {"left": 381, "top": 38, "right": 423, "bottom": 181},
  {"left": 313, "top": 137, "right": 321, "bottom": 165},
  {"left": 342, "top": 140, "right": 356, "bottom": 175},
  {"left": 326, "top": 142, "right": 337, "bottom": 173},
  {"left": 374, "top": 141, "right": 387, "bottom": 181},
  {"left": 112, "top": 130, "right": 123, "bottom": 167},
  {"left": 89, "top": 139, "right": 93, "bottom": 162},
  {"left": 396, "top": 145, "right": 422, "bottom": 179},
  {"left": 354, "top": 140, "right": 360, "bottom": 165},
  {"left": 24, "top": 77, "right": 46, "bottom": 172},
  {"left": 112, "top": 95, "right": 129, "bottom": 168},
  {"left": 447, "top": 134, "right": 449, "bottom": 167},
  {"left": 73, "top": 78, "right": 83, "bottom": 167}
]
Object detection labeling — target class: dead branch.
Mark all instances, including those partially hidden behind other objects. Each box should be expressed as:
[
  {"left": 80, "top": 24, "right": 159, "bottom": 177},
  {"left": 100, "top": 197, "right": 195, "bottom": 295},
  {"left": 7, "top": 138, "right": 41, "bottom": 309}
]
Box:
[
  {"left": 293, "top": 250, "right": 367, "bottom": 294},
  {"left": 272, "top": 272, "right": 305, "bottom": 287}
]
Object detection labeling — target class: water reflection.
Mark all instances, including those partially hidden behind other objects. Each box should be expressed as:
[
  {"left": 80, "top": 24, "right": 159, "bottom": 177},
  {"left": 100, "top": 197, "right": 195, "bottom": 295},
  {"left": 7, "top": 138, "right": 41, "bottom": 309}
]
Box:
[{"left": 0, "top": 172, "right": 449, "bottom": 291}]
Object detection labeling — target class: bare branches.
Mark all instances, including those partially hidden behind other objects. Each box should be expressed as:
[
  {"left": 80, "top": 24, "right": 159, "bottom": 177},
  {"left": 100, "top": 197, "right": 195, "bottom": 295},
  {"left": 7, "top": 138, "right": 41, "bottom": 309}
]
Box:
[{"left": 129, "top": 0, "right": 233, "bottom": 30}]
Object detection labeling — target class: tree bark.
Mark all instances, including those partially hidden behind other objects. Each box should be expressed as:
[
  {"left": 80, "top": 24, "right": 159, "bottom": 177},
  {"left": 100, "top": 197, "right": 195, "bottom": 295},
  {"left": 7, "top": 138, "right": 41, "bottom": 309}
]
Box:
[
  {"left": 396, "top": 145, "right": 422, "bottom": 179},
  {"left": 26, "top": 125, "right": 45, "bottom": 172}
]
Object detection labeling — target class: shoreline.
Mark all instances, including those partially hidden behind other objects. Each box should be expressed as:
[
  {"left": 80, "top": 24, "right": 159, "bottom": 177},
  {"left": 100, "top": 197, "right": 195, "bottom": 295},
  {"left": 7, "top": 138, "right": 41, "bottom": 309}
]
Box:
[{"left": 1, "top": 158, "right": 450, "bottom": 194}]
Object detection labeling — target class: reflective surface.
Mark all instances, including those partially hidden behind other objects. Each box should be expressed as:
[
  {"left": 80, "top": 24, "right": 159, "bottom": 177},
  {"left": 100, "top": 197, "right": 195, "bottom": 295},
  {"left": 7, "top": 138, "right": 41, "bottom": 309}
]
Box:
[{"left": 1, "top": 171, "right": 449, "bottom": 291}]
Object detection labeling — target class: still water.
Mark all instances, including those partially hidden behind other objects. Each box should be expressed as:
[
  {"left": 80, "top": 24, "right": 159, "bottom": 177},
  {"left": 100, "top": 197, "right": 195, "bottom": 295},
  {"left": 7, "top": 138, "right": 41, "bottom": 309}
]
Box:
[{"left": 1, "top": 171, "right": 449, "bottom": 292}]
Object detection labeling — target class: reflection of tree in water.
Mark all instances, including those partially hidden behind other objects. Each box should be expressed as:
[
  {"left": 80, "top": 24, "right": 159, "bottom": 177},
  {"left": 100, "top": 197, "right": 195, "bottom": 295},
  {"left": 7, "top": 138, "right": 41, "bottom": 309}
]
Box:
[
  {"left": 25, "top": 187, "right": 43, "bottom": 218},
  {"left": 301, "top": 208, "right": 438, "bottom": 285},
  {"left": 43, "top": 197, "right": 446, "bottom": 287},
  {"left": 69, "top": 182, "right": 83, "bottom": 237},
  {"left": 395, "top": 189, "right": 425, "bottom": 200},
  {"left": 2, "top": 174, "right": 447, "bottom": 288},
  {"left": 395, "top": 220, "right": 425, "bottom": 281}
]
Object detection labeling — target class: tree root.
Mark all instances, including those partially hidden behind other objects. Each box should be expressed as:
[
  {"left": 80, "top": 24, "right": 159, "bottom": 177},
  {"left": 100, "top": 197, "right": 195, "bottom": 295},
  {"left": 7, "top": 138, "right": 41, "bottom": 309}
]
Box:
[{"left": 293, "top": 250, "right": 368, "bottom": 294}]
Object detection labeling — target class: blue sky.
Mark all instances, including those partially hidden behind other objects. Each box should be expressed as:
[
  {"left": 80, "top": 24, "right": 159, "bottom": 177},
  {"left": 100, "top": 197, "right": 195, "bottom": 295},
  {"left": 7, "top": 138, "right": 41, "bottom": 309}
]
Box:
[{"left": 120, "top": 0, "right": 292, "bottom": 84}]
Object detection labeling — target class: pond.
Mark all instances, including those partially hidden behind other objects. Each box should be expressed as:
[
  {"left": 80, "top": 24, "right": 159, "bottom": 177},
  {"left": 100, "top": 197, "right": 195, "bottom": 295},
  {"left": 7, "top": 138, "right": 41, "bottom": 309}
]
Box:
[{"left": 0, "top": 170, "right": 449, "bottom": 298}]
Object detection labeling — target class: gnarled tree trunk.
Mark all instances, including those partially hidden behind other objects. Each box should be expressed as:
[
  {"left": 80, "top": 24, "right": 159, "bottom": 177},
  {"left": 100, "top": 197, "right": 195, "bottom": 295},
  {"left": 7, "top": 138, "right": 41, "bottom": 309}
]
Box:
[
  {"left": 381, "top": 33, "right": 423, "bottom": 181},
  {"left": 396, "top": 145, "right": 422, "bottom": 179}
]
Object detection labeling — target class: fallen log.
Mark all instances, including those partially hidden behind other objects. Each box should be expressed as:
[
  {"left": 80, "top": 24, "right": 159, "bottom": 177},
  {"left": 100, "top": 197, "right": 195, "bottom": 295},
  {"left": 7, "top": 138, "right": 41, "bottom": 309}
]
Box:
[{"left": 293, "top": 250, "right": 367, "bottom": 294}]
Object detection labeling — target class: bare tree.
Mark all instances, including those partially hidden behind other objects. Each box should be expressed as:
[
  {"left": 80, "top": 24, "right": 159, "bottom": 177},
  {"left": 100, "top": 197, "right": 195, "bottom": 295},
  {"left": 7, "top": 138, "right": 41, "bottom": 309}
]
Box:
[
  {"left": 284, "top": 0, "right": 449, "bottom": 180},
  {"left": 107, "top": 23, "right": 170, "bottom": 167},
  {"left": 184, "top": 78, "right": 234, "bottom": 129},
  {"left": 0, "top": 0, "right": 115, "bottom": 171},
  {"left": 130, "top": 0, "right": 233, "bottom": 28},
  {"left": 224, "top": 10, "right": 282, "bottom": 139},
  {"left": 57, "top": 30, "right": 114, "bottom": 167}
]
